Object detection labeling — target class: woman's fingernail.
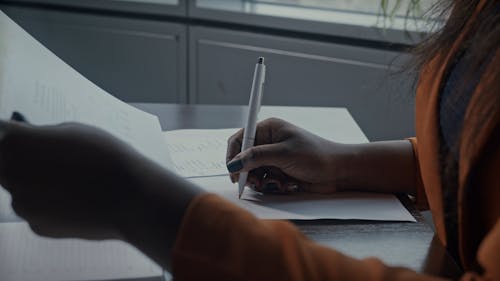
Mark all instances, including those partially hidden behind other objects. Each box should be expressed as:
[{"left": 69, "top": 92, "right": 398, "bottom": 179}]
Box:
[
  {"left": 227, "top": 159, "right": 243, "bottom": 173},
  {"left": 11, "top": 111, "right": 27, "bottom": 123},
  {"left": 262, "top": 183, "right": 280, "bottom": 193}
]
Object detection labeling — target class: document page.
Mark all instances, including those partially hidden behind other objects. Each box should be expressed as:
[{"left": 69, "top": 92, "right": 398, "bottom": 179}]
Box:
[
  {"left": 189, "top": 176, "right": 416, "bottom": 222},
  {"left": 0, "top": 11, "right": 172, "bottom": 169},
  {"left": 0, "top": 222, "right": 162, "bottom": 281},
  {"left": 259, "top": 106, "right": 369, "bottom": 144},
  {"left": 0, "top": 188, "right": 21, "bottom": 223},
  {"left": 164, "top": 128, "right": 237, "bottom": 177}
]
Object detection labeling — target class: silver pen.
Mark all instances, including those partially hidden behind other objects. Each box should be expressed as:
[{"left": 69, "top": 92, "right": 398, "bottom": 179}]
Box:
[{"left": 238, "top": 57, "right": 266, "bottom": 199}]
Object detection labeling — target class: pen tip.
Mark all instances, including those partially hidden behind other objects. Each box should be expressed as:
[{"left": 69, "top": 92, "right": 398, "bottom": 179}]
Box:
[{"left": 258, "top": 57, "right": 264, "bottom": 64}]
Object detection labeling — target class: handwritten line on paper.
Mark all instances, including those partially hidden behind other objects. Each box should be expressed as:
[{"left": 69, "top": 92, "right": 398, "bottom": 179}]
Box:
[{"left": 163, "top": 128, "right": 238, "bottom": 178}]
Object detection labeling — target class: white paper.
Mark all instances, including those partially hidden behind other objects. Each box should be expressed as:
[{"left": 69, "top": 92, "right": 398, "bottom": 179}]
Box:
[
  {"left": 0, "top": 222, "right": 162, "bottom": 281},
  {"left": 0, "top": 11, "right": 172, "bottom": 169},
  {"left": 259, "top": 106, "right": 369, "bottom": 144},
  {"left": 0, "top": 188, "right": 20, "bottom": 222},
  {"left": 189, "top": 176, "right": 416, "bottom": 222},
  {"left": 164, "top": 128, "right": 237, "bottom": 177}
]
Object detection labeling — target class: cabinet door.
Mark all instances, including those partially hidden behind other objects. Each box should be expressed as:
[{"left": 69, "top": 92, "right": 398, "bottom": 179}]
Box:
[
  {"left": 189, "top": 26, "right": 415, "bottom": 141},
  {"left": 1, "top": 5, "right": 187, "bottom": 103}
]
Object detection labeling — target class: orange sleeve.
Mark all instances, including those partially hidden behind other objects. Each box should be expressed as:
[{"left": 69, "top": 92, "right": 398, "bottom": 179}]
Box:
[
  {"left": 407, "top": 137, "right": 429, "bottom": 210},
  {"left": 172, "top": 194, "right": 451, "bottom": 281},
  {"left": 474, "top": 220, "right": 500, "bottom": 281},
  {"left": 172, "top": 194, "right": 500, "bottom": 281}
]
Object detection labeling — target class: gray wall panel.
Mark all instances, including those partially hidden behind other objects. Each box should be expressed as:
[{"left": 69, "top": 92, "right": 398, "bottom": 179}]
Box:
[{"left": 189, "top": 27, "right": 415, "bottom": 141}]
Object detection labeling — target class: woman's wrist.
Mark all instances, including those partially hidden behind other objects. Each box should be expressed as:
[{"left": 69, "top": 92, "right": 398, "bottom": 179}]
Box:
[
  {"left": 114, "top": 155, "right": 204, "bottom": 269},
  {"left": 326, "top": 140, "right": 417, "bottom": 194},
  {"left": 325, "top": 142, "right": 361, "bottom": 192}
]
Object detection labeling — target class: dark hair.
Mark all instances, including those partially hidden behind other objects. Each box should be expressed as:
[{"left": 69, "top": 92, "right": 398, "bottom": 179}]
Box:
[
  {"left": 412, "top": 0, "right": 499, "bottom": 74},
  {"left": 412, "top": 0, "right": 499, "bottom": 266}
]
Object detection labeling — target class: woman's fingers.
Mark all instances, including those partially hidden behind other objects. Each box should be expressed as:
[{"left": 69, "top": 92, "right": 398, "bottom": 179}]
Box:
[
  {"left": 226, "top": 128, "right": 244, "bottom": 165},
  {"left": 10, "top": 111, "right": 28, "bottom": 122},
  {"left": 236, "top": 167, "right": 265, "bottom": 189},
  {"left": 231, "top": 167, "right": 283, "bottom": 192},
  {"left": 260, "top": 167, "right": 284, "bottom": 193},
  {"left": 226, "top": 143, "right": 288, "bottom": 174},
  {"left": 226, "top": 118, "right": 288, "bottom": 177},
  {"left": 240, "top": 167, "right": 298, "bottom": 194},
  {"left": 0, "top": 111, "right": 30, "bottom": 142},
  {"left": 0, "top": 120, "right": 35, "bottom": 190}
]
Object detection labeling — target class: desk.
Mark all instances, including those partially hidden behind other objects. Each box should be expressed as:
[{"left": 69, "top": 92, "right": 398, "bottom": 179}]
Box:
[{"left": 134, "top": 103, "right": 463, "bottom": 279}]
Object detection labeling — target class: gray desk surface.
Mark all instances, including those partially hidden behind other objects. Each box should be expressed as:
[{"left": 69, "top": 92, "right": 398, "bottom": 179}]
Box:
[{"left": 133, "top": 102, "right": 462, "bottom": 279}]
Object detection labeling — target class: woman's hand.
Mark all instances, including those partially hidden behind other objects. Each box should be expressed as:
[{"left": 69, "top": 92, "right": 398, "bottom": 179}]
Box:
[
  {"left": 0, "top": 121, "right": 138, "bottom": 239},
  {"left": 226, "top": 118, "right": 418, "bottom": 196},
  {"left": 0, "top": 118, "right": 202, "bottom": 268},
  {"left": 226, "top": 118, "right": 350, "bottom": 194}
]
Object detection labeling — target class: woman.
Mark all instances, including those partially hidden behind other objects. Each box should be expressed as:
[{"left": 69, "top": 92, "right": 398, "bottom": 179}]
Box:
[{"left": 0, "top": 0, "right": 498, "bottom": 280}]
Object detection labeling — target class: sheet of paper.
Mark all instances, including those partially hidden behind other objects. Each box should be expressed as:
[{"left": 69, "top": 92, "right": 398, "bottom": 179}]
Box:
[
  {"left": 259, "top": 106, "right": 369, "bottom": 144},
  {"left": 164, "top": 128, "right": 237, "bottom": 177},
  {"left": 189, "top": 176, "right": 416, "bottom": 222},
  {"left": 0, "top": 11, "right": 172, "bottom": 169},
  {"left": 164, "top": 106, "right": 369, "bottom": 177},
  {"left": 0, "top": 222, "right": 162, "bottom": 281},
  {"left": 0, "top": 188, "right": 21, "bottom": 223}
]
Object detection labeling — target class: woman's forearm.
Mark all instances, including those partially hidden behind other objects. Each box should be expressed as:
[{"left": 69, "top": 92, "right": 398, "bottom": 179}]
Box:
[
  {"left": 116, "top": 158, "right": 204, "bottom": 271},
  {"left": 335, "top": 140, "right": 418, "bottom": 194}
]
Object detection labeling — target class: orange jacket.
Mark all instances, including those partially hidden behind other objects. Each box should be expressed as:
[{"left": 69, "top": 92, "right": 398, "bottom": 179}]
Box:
[{"left": 171, "top": 1, "right": 500, "bottom": 279}]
